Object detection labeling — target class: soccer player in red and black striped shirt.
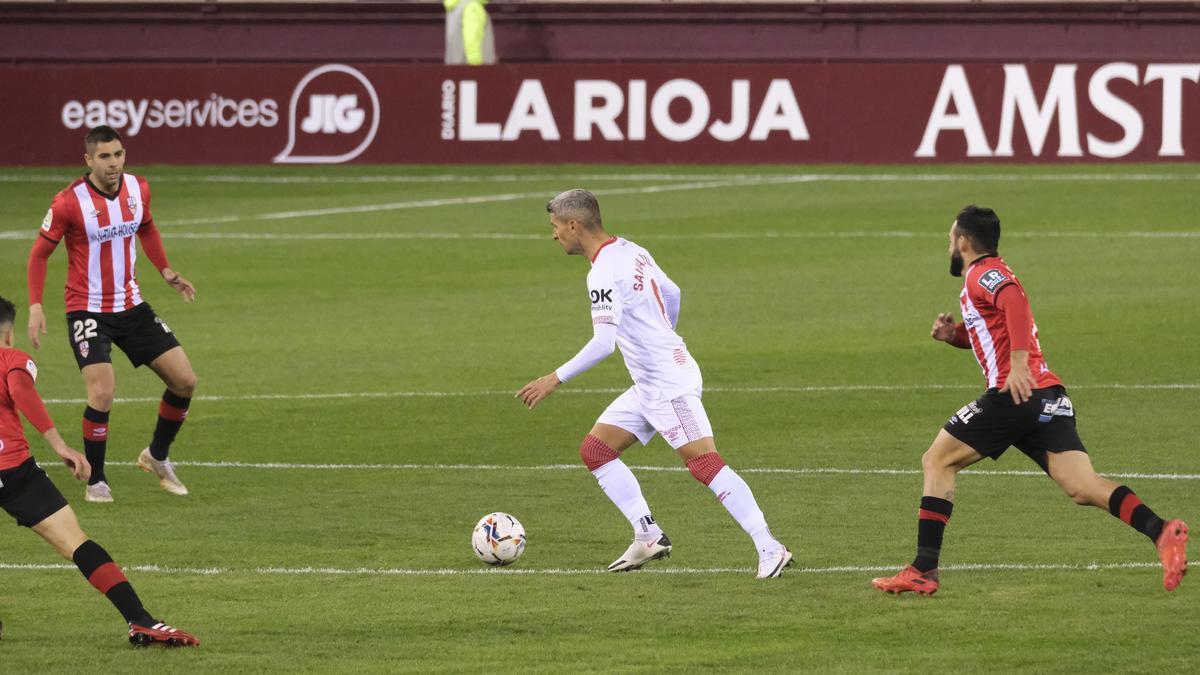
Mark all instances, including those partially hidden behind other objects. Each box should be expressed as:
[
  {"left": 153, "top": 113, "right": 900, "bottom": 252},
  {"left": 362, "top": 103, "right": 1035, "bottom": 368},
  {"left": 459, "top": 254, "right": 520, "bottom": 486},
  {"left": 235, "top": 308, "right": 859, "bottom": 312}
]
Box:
[
  {"left": 872, "top": 205, "right": 1187, "bottom": 595},
  {"left": 26, "top": 126, "right": 198, "bottom": 503},
  {"left": 0, "top": 296, "right": 198, "bottom": 646}
]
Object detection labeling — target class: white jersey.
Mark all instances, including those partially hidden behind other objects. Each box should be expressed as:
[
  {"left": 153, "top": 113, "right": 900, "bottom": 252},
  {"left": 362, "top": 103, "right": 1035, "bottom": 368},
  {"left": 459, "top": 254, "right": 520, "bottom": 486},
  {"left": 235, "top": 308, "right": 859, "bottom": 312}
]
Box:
[{"left": 587, "top": 237, "right": 701, "bottom": 400}]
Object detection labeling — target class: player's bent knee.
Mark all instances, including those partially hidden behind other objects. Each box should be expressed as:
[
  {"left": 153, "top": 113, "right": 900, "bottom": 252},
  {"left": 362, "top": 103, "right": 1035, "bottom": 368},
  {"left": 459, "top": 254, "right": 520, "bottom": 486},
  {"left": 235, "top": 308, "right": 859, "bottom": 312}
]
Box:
[
  {"left": 88, "top": 389, "right": 115, "bottom": 411},
  {"left": 580, "top": 434, "right": 620, "bottom": 472},
  {"left": 1056, "top": 480, "right": 1089, "bottom": 505},
  {"left": 174, "top": 373, "right": 198, "bottom": 398},
  {"left": 685, "top": 451, "right": 726, "bottom": 486},
  {"left": 1064, "top": 477, "right": 1107, "bottom": 507},
  {"left": 921, "top": 447, "right": 947, "bottom": 474}
]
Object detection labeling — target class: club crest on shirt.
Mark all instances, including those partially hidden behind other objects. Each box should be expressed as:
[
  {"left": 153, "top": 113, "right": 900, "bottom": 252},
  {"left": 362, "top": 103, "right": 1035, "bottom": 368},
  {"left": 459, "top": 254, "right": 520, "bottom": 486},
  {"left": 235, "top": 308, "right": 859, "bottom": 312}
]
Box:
[
  {"left": 78, "top": 341, "right": 90, "bottom": 359},
  {"left": 127, "top": 196, "right": 138, "bottom": 213},
  {"left": 25, "top": 359, "right": 37, "bottom": 382},
  {"left": 41, "top": 208, "right": 53, "bottom": 232},
  {"left": 977, "top": 269, "right": 1009, "bottom": 293}
]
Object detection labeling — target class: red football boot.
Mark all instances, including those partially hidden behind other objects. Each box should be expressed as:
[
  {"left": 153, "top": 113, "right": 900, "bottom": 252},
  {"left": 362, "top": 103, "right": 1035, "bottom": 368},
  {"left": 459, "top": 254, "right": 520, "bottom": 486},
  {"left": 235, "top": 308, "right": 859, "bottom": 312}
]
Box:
[
  {"left": 1156, "top": 519, "right": 1189, "bottom": 591},
  {"left": 129, "top": 621, "right": 200, "bottom": 647},
  {"left": 872, "top": 565, "right": 940, "bottom": 595}
]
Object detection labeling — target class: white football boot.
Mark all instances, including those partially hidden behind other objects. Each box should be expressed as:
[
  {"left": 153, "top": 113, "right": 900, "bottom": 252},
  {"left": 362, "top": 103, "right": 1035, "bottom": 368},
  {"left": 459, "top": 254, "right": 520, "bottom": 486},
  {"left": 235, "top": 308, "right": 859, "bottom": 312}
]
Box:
[
  {"left": 84, "top": 481, "right": 114, "bottom": 503},
  {"left": 137, "top": 448, "right": 189, "bottom": 496},
  {"left": 608, "top": 534, "right": 673, "bottom": 572},
  {"left": 756, "top": 545, "right": 794, "bottom": 579}
]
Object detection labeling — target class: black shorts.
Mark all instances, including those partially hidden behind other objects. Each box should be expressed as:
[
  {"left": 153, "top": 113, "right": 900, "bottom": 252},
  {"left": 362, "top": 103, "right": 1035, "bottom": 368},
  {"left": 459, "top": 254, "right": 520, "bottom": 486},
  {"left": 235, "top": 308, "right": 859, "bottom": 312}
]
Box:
[
  {"left": 66, "top": 303, "right": 181, "bottom": 370},
  {"left": 0, "top": 458, "right": 69, "bottom": 528},
  {"left": 943, "top": 385, "right": 1086, "bottom": 473}
]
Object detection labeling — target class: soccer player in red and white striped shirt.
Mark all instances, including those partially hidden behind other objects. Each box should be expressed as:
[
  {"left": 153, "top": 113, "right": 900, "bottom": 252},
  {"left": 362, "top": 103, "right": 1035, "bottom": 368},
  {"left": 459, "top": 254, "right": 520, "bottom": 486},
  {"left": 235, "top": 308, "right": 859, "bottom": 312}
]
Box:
[
  {"left": 26, "top": 126, "right": 198, "bottom": 503},
  {"left": 872, "top": 205, "right": 1187, "bottom": 595},
  {"left": 0, "top": 296, "right": 198, "bottom": 646}
]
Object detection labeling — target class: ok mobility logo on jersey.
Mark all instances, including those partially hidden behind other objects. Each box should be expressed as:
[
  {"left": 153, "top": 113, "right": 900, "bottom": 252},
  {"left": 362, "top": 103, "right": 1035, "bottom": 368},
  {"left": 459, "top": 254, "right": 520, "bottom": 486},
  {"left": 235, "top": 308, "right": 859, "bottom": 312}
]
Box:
[
  {"left": 591, "top": 289, "right": 615, "bottom": 324},
  {"left": 275, "top": 64, "right": 381, "bottom": 164}
]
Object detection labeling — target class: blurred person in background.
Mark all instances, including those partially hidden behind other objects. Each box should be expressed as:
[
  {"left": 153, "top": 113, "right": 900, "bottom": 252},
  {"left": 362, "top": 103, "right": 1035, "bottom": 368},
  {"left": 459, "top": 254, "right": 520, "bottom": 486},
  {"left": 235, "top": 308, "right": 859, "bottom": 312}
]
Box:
[{"left": 445, "top": 0, "right": 496, "bottom": 65}]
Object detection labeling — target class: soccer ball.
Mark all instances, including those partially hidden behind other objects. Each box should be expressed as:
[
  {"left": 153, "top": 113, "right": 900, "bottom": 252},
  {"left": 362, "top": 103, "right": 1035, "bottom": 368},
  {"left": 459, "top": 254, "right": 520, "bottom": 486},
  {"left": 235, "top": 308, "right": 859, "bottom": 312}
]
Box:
[{"left": 472, "top": 512, "right": 526, "bottom": 566}]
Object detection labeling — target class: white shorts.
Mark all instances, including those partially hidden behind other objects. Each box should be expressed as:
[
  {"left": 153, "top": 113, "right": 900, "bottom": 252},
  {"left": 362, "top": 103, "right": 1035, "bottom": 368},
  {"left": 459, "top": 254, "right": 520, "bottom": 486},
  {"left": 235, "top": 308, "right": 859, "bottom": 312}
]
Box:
[{"left": 596, "top": 386, "right": 714, "bottom": 450}]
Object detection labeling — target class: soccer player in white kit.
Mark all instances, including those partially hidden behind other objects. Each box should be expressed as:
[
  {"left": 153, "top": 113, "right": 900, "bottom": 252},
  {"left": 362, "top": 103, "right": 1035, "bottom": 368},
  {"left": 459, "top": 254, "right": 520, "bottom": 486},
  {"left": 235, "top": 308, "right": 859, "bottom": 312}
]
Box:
[{"left": 518, "top": 189, "right": 793, "bottom": 578}]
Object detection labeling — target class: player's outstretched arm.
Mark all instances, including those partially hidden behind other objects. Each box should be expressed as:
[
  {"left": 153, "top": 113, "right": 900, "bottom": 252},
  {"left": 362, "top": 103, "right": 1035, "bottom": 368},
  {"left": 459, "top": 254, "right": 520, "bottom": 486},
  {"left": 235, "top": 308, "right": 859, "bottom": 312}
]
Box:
[
  {"left": 137, "top": 220, "right": 195, "bottom": 302},
  {"left": 7, "top": 369, "right": 90, "bottom": 480},
  {"left": 42, "top": 428, "right": 90, "bottom": 482},
  {"left": 517, "top": 323, "right": 618, "bottom": 410},
  {"left": 517, "top": 372, "right": 561, "bottom": 410}
]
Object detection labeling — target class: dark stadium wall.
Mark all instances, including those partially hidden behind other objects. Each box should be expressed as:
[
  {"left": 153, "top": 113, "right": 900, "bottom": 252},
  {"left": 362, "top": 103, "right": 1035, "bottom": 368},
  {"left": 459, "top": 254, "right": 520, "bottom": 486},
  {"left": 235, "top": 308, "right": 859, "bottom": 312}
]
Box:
[
  {"left": 3, "top": 2, "right": 1199, "bottom": 65},
  {"left": 5, "top": 62, "right": 1198, "bottom": 165},
  {"left": 2, "top": 2, "right": 1197, "bottom": 164}
]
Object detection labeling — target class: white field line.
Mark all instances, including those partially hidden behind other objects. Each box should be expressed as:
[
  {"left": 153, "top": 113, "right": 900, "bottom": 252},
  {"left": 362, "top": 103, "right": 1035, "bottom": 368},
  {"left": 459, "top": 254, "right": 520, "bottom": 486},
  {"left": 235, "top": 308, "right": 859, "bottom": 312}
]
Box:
[
  {"left": 3, "top": 229, "right": 1199, "bottom": 241},
  {"left": 0, "top": 560, "right": 1160, "bottom": 577},
  {"left": 2, "top": 172, "right": 1199, "bottom": 184},
  {"left": 174, "top": 230, "right": 1198, "bottom": 240},
  {"left": 165, "top": 176, "right": 816, "bottom": 226},
  {"left": 4, "top": 171, "right": 1198, "bottom": 232},
  {"left": 0, "top": 176, "right": 807, "bottom": 234},
  {"left": 37, "top": 382, "right": 1200, "bottom": 406},
  {"left": 43, "top": 460, "right": 1200, "bottom": 481}
]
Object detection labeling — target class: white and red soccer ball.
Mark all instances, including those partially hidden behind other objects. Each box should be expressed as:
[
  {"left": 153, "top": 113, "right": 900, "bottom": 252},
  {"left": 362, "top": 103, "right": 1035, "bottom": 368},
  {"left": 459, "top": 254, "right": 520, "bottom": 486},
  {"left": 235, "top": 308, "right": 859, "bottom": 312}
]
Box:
[{"left": 471, "top": 512, "right": 526, "bottom": 566}]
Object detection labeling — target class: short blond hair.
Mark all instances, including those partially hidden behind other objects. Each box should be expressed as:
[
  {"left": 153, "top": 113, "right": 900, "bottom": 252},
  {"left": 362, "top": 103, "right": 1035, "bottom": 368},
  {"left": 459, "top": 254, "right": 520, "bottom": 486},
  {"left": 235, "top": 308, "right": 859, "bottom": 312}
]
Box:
[{"left": 546, "top": 189, "right": 602, "bottom": 230}]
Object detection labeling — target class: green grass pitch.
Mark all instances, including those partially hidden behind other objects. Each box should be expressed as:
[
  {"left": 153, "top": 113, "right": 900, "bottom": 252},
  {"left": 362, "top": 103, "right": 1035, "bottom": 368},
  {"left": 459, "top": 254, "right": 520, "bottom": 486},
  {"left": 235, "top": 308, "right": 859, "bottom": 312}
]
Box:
[{"left": 0, "top": 164, "right": 1197, "bottom": 672}]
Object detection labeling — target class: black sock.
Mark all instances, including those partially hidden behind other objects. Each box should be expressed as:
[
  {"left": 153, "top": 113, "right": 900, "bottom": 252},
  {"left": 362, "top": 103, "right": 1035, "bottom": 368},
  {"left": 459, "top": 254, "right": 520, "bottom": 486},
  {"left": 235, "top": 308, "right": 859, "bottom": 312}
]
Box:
[
  {"left": 149, "top": 391, "right": 191, "bottom": 461},
  {"left": 1108, "top": 486, "right": 1165, "bottom": 542},
  {"left": 912, "top": 496, "right": 954, "bottom": 573},
  {"left": 72, "top": 540, "right": 155, "bottom": 626},
  {"left": 82, "top": 406, "right": 109, "bottom": 486}
]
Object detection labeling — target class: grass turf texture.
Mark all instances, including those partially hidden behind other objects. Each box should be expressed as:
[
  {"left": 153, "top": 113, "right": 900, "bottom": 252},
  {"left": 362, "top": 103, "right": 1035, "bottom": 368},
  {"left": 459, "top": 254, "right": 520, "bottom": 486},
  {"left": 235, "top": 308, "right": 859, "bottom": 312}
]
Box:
[{"left": 0, "top": 164, "right": 1197, "bottom": 672}]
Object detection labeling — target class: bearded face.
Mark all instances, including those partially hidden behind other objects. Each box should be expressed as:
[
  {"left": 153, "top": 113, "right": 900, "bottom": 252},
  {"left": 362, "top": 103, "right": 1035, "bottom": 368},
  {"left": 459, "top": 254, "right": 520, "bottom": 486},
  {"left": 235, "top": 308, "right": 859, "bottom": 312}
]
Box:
[
  {"left": 948, "top": 222, "right": 965, "bottom": 277},
  {"left": 950, "top": 248, "right": 965, "bottom": 277}
]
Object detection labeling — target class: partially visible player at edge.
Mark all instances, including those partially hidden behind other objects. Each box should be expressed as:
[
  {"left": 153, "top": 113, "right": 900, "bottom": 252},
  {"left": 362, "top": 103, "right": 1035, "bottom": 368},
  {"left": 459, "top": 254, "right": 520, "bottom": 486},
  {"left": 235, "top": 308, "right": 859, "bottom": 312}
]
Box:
[
  {"left": 27, "top": 125, "right": 198, "bottom": 503},
  {"left": 518, "top": 189, "right": 792, "bottom": 578},
  {"left": 873, "top": 205, "right": 1188, "bottom": 595},
  {"left": 0, "top": 296, "right": 198, "bottom": 646}
]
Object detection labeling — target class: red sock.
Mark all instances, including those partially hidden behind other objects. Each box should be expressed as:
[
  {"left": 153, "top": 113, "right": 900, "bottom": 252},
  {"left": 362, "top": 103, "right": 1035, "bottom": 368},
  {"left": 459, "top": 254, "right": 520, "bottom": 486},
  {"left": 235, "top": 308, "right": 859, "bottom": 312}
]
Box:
[
  {"left": 685, "top": 452, "right": 726, "bottom": 485},
  {"left": 580, "top": 435, "right": 620, "bottom": 472}
]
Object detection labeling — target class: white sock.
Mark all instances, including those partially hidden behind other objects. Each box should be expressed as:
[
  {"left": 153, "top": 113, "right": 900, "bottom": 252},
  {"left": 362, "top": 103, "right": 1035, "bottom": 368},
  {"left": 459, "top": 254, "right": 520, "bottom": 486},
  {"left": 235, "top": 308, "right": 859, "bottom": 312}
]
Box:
[
  {"left": 707, "top": 466, "right": 779, "bottom": 553},
  {"left": 592, "top": 459, "right": 663, "bottom": 541}
]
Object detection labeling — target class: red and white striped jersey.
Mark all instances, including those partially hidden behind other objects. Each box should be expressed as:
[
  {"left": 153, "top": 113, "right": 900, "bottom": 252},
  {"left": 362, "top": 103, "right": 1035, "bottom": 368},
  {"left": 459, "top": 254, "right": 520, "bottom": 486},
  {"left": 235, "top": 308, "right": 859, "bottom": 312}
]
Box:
[
  {"left": 40, "top": 174, "right": 152, "bottom": 313},
  {"left": 0, "top": 348, "right": 37, "bottom": 471},
  {"left": 959, "top": 256, "right": 1062, "bottom": 391}
]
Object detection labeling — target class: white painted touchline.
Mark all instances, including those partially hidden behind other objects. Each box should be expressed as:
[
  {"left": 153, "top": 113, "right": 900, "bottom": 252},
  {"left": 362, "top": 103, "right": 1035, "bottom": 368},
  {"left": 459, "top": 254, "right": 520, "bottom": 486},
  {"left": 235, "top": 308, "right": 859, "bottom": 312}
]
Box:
[
  {"left": 43, "top": 460, "right": 1200, "bottom": 481},
  {"left": 36, "top": 382, "right": 1200, "bottom": 405},
  {"left": 0, "top": 560, "right": 1161, "bottom": 577},
  {"left": 3, "top": 229, "right": 1199, "bottom": 241},
  {"left": 156, "top": 176, "right": 818, "bottom": 226}
]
